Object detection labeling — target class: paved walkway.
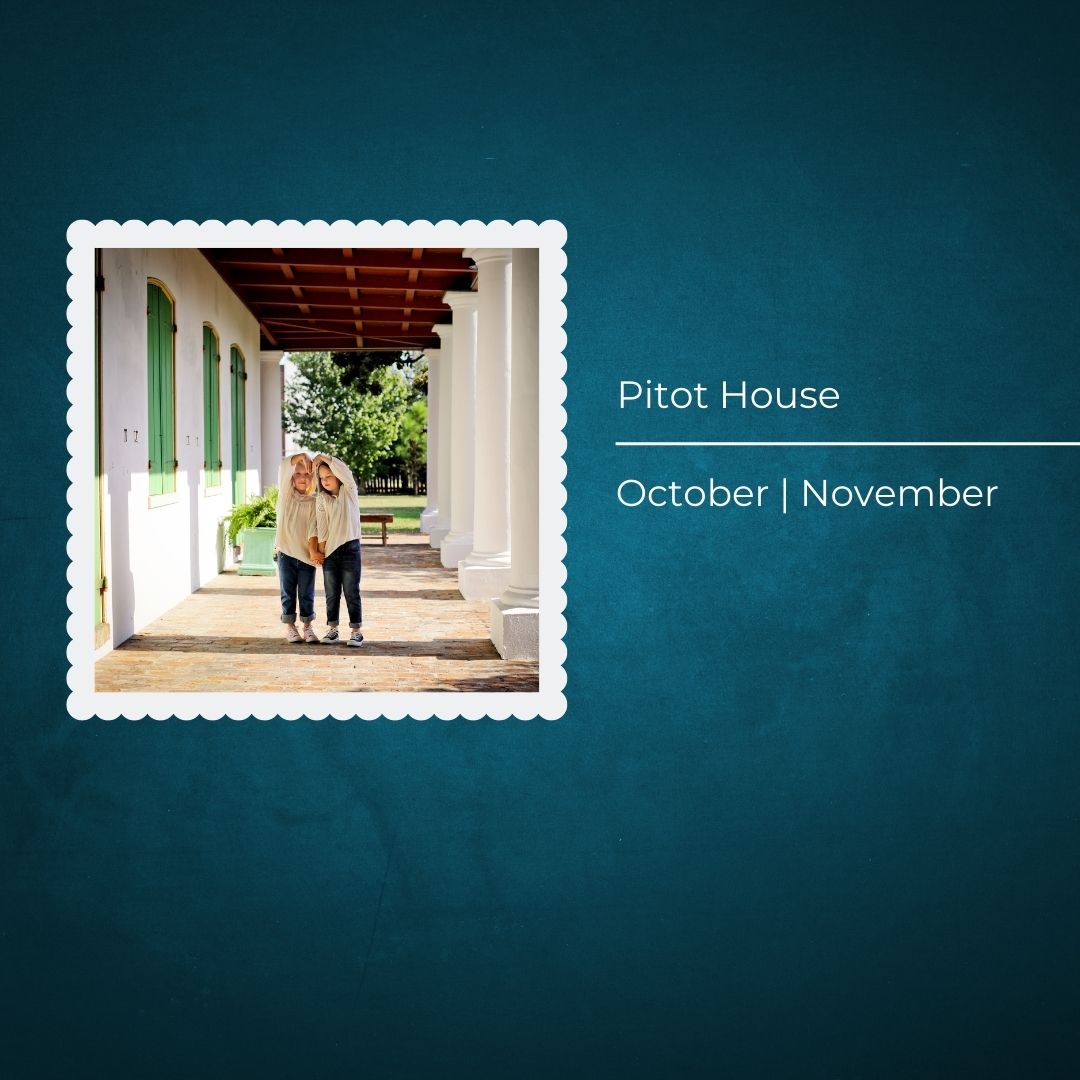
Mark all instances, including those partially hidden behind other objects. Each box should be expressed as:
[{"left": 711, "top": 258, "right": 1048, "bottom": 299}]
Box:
[{"left": 96, "top": 536, "right": 539, "bottom": 693}]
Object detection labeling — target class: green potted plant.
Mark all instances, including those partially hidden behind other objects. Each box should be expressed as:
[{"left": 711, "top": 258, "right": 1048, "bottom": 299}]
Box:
[{"left": 225, "top": 487, "right": 279, "bottom": 576}]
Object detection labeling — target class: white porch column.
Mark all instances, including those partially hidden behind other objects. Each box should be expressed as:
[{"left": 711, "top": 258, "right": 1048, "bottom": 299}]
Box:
[
  {"left": 281, "top": 356, "right": 304, "bottom": 456},
  {"left": 259, "top": 350, "right": 284, "bottom": 493},
  {"left": 429, "top": 325, "right": 454, "bottom": 548},
  {"left": 458, "top": 248, "right": 513, "bottom": 599},
  {"left": 439, "top": 291, "right": 478, "bottom": 569},
  {"left": 491, "top": 249, "right": 540, "bottom": 660},
  {"left": 418, "top": 347, "right": 440, "bottom": 534}
]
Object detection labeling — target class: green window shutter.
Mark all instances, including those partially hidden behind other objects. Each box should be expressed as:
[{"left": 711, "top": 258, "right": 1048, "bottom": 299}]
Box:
[
  {"left": 203, "top": 327, "right": 221, "bottom": 489},
  {"left": 159, "top": 291, "right": 175, "bottom": 495},
  {"left": 212, "top": 345, "right": 222, "bottom": 489},
  {"left": 214, "top": 345, "right": 221, "bottom": 487},
  {"left": 231, "top": 346, "right": 247, "bottom": 505},
  {"left": 147, "top": 283, "right": 176, "bottom": 497},
  {"left": 147, "top": 285, "right": 162, "bottom": 495},
  {"left": 201, "top": 326, "right": 209, "bottom": 483}
]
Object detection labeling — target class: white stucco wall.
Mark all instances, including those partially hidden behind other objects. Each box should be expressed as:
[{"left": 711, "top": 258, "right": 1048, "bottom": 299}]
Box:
[{"left": 99, "top": 248, "right": 263, "bottom": 647}]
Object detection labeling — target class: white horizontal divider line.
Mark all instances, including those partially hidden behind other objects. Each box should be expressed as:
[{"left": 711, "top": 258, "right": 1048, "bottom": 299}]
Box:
[{"left": 615, "top": 441, "right": 1080, "bottom": 447}]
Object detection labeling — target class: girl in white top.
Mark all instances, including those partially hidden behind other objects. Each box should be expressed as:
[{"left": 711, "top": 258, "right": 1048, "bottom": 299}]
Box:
[
  {"left": 274, "top": 453, "right": 319, "bottom": 643},
  {"left": 308, "top": 454, "right": 364, "bottom": 646}
]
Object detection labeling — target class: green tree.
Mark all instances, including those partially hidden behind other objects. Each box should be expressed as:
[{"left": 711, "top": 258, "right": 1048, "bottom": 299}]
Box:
[
  {"left": 282, "top": 351, "right": 412, "bottom": 485},
  {"left": 327, "top": 350, "right": 426, "bottom": 394},
  {"left": 392, "top": 399, "right": 428, "bottom": 493},
  {"left": 409, "top": 357, "right": 429, "bottom": 398}
]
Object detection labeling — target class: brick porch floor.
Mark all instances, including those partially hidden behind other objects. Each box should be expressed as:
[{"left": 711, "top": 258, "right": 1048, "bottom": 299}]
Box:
[{"left": 95, "top": 536, "right": 539, "bottom": 693}]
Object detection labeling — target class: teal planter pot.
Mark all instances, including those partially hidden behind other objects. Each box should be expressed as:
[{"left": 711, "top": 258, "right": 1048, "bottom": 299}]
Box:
[{"left": 238, "top": 527, "right": 277, "bottom": 576}]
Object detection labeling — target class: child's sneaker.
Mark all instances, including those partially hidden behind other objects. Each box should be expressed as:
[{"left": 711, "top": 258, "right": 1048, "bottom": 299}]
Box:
[
  {"left": 348, "top": 630, "right": 365, "bottom": 647},
  {"left": 322, "top": 627, "right": 340, "bottom": 644},
  {"left": 302, "top": 625, "right": 320, "bottom": 644},
  {"left": 285, "top": 624, "right": 302, "bottom": 644}
]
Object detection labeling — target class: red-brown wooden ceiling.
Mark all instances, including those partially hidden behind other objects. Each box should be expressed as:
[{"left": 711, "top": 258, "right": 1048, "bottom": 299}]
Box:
[{"left": 200, "top": 248, "right": 476, "bottom": 352}]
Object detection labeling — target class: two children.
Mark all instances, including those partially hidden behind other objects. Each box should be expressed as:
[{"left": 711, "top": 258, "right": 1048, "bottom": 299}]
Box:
[
  {"left": 308, "top": 454, "right": 364, "bottom": 647},
  {"left": 274, "top": 451, "right": 365, "bottom": 647}
]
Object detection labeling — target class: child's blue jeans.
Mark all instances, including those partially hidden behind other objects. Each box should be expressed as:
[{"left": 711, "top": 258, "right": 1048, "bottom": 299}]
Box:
[
  {"left": 277, "top": 553, "right": 316, "bottom": 624},
  {"left": 322, "top": 539, "right": 363, "bottom": 628}
]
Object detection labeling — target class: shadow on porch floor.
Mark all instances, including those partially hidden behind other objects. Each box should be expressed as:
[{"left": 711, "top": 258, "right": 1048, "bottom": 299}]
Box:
[{"left": 95, "top": 536, "right": 539, "bottom": 694}]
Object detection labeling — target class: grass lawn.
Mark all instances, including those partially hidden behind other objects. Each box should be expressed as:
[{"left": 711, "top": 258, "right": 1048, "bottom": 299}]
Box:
[{"left": 359, "top": 493, "right": 426, "bottom": 534}]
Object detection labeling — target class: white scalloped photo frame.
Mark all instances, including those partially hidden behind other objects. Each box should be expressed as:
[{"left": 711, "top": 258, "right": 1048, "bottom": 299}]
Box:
[{"left": 67, "top": 220, "right": 567, "bottom": 720}]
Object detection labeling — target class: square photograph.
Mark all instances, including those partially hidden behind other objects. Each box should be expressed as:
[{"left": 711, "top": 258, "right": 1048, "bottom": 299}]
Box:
[{"left": 67, "top": 220, "right": 567, "bottom": 719}]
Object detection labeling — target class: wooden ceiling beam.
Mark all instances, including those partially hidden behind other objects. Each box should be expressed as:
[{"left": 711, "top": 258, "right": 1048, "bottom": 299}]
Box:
[
  {"left": 225, "top": 270, "right": 467, "bottom": 292},
  {"left": 272, "top": 331, "right": 436, "bottom": 343},
  {"left": 273, "top": 326, "right": 357, "bottom": 338},
  {"left": 247, "top": 295, "right": 448, "bottom": 313},
  {"left": 269, "top": 345, "right": 423, "bottom": 353},
  {"left": 271, "top": 326, "right": 438, "bottom": 337},
  {"left": 205, "top": 249, "right": 474, "bottom": 273},
  {"left": 270, "top": 343, "right": 434, "bottom": 353},
  {"left": 264, "top": 316, "right": 438, "bottom": 327}
]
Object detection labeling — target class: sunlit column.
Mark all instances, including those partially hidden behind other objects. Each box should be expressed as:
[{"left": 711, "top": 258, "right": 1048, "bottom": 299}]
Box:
[
  {"left": 439, "top": 291, "right": 478, "bottom": 569},
  {"left": 429, "top": 326, "right": 453, "bottom": 548},
  {"left": 490, "top": 249, "right": 539, "bottom": 659},
  {"left": 458, "top": 248, "right": 513, "bottom": 599},
  {"left": 259, "top": 350, "right": 284, "bottom": 495}
]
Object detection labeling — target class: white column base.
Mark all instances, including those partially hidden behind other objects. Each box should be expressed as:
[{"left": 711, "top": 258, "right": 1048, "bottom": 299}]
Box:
[
  {"left": 440, "top": 531, "right": 473, "bottom": 569},
  {"left": 429, "top": 526, "right": 450, "bottom": 549},
  {"left": 458, "top": 555, "right": 512, "bottom": 600},
  {"left": 490, "top": 596, "right": 540, "bottom": 660},
  {"left": 419, "top": 507, "right": 439, "bottom": 534}
]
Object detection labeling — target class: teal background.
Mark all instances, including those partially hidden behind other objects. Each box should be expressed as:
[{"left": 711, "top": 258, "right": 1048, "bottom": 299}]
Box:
[{"left": 3, "top": 1, "right": 1080, "bottom": 1076}]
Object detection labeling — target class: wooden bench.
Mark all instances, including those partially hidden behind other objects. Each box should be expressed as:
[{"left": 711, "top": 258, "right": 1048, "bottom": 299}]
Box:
[{"left": 360, "top": 513, "right": 394, "bottom": 545}]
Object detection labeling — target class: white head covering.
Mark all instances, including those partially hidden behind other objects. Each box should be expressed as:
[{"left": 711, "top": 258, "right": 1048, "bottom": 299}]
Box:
[
  {"left": 275, "top": 452, "right": 317, "bottom": 563},
  {"left": 313, "top": 454, "right": 361, "bottom": 557}
]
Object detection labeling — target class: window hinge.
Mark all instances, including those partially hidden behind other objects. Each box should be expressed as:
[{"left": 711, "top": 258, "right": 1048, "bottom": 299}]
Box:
[
  {"left": 99, "top": 576, "right": 108, "bottom": 592},
  {"left": 172, "top": 323, "right": 178, "bottom": 333},
  {"left": 95, "top": 274, "right": 105, "bottom": 294}
]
